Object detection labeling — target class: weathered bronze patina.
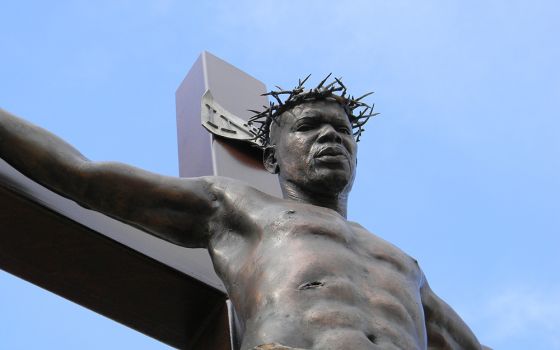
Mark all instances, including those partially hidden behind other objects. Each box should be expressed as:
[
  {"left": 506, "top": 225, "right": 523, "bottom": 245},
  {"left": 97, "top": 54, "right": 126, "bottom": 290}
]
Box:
[{"left": 0, "top": 76, "right": 485, "bottom": 349}]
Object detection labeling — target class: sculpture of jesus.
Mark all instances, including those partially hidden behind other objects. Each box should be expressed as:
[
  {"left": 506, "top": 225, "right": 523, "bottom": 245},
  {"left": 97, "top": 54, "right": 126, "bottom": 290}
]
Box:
[{"left": 0, "top": 76, "right": 485, "bottom": 350}]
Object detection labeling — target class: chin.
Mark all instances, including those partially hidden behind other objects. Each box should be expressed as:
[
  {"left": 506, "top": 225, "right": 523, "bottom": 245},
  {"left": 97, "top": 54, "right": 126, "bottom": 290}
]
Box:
[{"left": 310, "top": 168, "right": 354, "bottom": 195}]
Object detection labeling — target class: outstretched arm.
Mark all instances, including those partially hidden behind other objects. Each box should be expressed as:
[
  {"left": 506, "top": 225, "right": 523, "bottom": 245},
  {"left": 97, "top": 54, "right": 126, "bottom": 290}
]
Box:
[
  {"left": 420, "top": 275, "right": 483, "bottom": 350},
  {"left": 0, "top": 108, "right": 218, "bottom": 248}
]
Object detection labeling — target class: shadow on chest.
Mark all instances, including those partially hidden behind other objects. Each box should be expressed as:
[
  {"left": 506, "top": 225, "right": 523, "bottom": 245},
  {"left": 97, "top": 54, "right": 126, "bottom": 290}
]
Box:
[
  {"left": 263, "top": 206, "right": 354, "bottom": 244},
  {"left": 259, "top": 205, "right": 418, "bottom": 279}
]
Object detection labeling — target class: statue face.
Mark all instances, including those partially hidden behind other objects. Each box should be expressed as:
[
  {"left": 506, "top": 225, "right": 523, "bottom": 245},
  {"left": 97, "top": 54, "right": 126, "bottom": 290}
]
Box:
[{"left": 266, "top": 100, "right": 357, "bottom": 195}]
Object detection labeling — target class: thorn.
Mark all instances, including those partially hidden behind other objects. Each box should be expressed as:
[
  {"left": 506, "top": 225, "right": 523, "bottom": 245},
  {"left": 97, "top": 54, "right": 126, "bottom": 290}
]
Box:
[
  {"left": 334, "top": 77, "right": 345, "bottom": 90},
  {"left": 355, "top": 91, "right": 374, "bottom": 101},
  {"left": 324, "top": 80, "right": 337, "bottom": 89},
  {"left": 317, "top": 73, "right": 332, "bottom": 89},
  {"left": 272, "top": 94, "right": 283, "bottom": 105},
  {"left": 354, "top": 118, "right": 370, "bottom": 127},
  {"left": 299, "top": 74, "right": 311, "bottom": 87}
]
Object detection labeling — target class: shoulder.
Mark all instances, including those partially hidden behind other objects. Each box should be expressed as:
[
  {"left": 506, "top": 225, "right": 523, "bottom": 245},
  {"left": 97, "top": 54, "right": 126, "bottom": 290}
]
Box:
[
  {"left": 350, "top": 221, "right": 423, "bottom": 278},
  {"left": 201, "top": 175, "right": 281, "bottom": 208}
]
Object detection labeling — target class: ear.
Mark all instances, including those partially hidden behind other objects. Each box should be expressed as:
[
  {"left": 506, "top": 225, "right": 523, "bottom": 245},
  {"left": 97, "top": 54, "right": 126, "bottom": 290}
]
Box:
[{"left": 263, "top": 146, "right": 279, "bottom": 174}]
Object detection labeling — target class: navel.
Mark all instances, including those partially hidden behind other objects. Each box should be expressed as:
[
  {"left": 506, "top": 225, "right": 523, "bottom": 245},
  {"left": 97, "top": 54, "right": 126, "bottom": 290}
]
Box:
[{"left": 297, "top": 281, "right": 325, "bottom": 290}]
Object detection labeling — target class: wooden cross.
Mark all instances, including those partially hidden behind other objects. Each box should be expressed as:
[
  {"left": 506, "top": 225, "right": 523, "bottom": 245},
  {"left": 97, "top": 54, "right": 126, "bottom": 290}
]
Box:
[{"left": 0, "top": 51, "right": 278, "bottom": 349}]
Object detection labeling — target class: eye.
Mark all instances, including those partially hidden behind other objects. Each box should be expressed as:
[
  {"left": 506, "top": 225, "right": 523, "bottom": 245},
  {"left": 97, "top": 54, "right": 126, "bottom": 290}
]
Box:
[
  {"left": 337, "top": 127, "right": 351, "bottom": 135},
  {"left": 295, "top": 123, "right": 315, "bottom": 132}
]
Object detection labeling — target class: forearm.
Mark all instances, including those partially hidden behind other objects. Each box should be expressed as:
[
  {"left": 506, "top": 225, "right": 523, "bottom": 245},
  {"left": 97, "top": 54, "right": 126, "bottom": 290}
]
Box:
[
  {"left": 0, "top": 108, "right": 89, "bottom": 197},
  {"left": 0, "top": 108, "right": 220, "bottom": 248}
]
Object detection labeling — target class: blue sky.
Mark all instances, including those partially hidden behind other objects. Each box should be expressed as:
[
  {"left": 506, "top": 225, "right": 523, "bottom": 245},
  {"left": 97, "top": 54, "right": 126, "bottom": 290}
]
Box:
[{"left": 1, "top": 1, "right": 559, "bottom": 349}]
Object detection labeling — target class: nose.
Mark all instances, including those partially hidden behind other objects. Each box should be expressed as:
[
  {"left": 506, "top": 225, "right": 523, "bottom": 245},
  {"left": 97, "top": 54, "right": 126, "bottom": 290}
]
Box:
[{"left": 316, "top": 124, "right": 342, "bottom": 144}]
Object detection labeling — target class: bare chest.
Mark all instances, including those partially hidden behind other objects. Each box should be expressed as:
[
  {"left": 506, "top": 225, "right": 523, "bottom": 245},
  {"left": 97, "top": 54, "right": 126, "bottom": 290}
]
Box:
[
  {"left": 215, "top": 204, "right": 423, "bottom": 305},
  {"left": 220, "top": 205, "right": 426, "bottom": 349},
  {"left": 258, "top": 206, "right": 419, "bottom": 277},
  {"left": 211, "top": 204, "right": 421, "bottom": 285}
]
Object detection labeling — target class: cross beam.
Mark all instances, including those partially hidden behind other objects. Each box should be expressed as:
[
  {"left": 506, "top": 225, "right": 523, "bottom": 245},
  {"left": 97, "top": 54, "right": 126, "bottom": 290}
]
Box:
[{"left": 0, "top": 52, "right": 277, "bottom": 349}]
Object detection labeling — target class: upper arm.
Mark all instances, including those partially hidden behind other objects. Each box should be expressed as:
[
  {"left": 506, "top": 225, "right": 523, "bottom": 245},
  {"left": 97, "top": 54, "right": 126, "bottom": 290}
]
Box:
[
  {"left": 77, "top": 161, "right": 220, "bottom": 248},
  {"left": 0, "top": 109, "right": 225, "bottom": 247},
  {"left": 420, "top": 277, "right": 482, "bottom": 350}
]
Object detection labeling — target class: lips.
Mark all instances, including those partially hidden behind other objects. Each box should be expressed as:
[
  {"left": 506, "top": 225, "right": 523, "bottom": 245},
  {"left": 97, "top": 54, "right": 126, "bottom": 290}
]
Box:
[{"left": 315, "top": 146, "right": 349, "bottom": 161}]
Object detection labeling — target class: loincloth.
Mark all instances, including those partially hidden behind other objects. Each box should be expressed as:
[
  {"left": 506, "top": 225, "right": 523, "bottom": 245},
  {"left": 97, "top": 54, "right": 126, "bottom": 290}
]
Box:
[{"left": 251, "top": 343, "right": 306, "bottom": 350}]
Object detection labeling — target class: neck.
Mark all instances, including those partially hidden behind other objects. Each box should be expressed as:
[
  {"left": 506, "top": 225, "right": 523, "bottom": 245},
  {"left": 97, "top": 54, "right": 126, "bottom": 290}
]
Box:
[{"left": 280, "top": 179, "right": 349, "bottom": 218}]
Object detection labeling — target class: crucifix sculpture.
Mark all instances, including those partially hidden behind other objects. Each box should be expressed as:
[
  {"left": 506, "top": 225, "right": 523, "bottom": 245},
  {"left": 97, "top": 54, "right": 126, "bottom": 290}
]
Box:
[{"left": 0, "top": 52, "right": 488, "bottom": 350}]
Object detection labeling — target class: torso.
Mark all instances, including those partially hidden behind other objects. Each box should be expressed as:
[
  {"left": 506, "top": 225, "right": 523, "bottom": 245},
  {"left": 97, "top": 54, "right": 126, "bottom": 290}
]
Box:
[{"left": 208, "top": 183, "right": 427, "bottom": 350}]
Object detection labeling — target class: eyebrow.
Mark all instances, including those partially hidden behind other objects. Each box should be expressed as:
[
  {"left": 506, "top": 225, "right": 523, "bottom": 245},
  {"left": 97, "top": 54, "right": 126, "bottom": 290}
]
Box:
[
  {"left": 295, "top": 115, "right": 320, "bottom": 122},
  {"left": 298, "top": 109, "right": 334, "bottom": 120},
  {"left": 293, "top": 115, "right": 350, "bottom": 128}
]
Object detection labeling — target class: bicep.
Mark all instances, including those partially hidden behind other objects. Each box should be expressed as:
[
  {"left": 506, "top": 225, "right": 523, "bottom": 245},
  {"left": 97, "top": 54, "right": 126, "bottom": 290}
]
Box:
[
  {"left": 78, "top": 161, "right": 218, "bottom": 248},
  {"left": 421, "top": 279, "right": 482, "bottom": 350}
]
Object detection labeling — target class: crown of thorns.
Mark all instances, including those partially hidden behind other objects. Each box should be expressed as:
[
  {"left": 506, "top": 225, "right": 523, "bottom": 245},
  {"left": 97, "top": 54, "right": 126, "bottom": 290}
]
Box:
[{"left": 248, "top": 73, "right": 378, "bottom": 148}]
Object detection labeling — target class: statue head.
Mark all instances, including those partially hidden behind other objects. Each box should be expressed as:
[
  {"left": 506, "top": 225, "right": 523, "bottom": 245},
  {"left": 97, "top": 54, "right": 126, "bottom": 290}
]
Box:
[
  {"left": 264, "top": 99, "right": 359, "bottom": 196},
  {"left": 249, "top": 75, "right": 377, "bottom": 197}
]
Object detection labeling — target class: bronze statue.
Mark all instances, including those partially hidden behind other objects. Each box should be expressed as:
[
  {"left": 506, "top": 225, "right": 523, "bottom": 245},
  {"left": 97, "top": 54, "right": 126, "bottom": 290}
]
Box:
[{"left": 0, "top": 76, "right": 485, "bottom": 350}]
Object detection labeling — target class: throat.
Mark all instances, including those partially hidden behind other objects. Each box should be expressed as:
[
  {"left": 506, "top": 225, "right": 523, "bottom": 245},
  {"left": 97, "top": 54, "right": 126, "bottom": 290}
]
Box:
[{"left": 280, "top": 180, "right": 348, "bottom": 218}]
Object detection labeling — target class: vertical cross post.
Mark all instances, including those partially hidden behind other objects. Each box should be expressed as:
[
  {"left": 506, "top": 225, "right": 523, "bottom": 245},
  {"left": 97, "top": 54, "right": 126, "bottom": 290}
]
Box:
[{"left": 176, "top": 51, "right": 281, "bottom": 197}]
